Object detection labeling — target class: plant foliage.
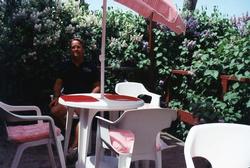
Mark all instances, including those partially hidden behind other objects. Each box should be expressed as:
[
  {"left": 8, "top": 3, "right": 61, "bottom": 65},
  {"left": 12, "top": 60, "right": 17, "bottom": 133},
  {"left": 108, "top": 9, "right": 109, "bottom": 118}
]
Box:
[{"left": 0, "top": 1, "right": 249, "bottom": 135}]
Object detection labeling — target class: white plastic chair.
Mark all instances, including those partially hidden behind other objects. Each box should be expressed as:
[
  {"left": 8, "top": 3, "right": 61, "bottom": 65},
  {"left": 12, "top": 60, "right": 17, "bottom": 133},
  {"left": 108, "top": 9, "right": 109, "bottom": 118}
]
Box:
[
  {"left": 184, "top": 123, "right": 250, "bottom": 168},
  {"left": 0, "top": 101, "right": 66, "bottom": 168},
  {"left": 94, "top": 108, "right": 177, "bottom": 168},
  {"left": 115, "top": 82, "right": 161, "bottom": 108},
  {"left": 114, "top": 81, "right": 166, "bottom": 168}
]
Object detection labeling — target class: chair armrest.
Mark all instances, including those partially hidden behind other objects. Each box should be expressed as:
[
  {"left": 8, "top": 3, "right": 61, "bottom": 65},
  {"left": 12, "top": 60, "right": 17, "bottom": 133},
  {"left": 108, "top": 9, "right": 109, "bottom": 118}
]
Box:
[
  {"left": 96, "top": 115, "right": 125, "bottom": 127},
  {"left": 144, "top": 91, "right": 161, "bottom": 107},
  {"left": 95, "top": 116, "right": 116, "bottom": 125},
  {"left": 96, "top": 116, "right": 124, "bottom": 154},
  {"left": 2, "top": 104, "right": 42, "bottom": 116},
  {"left": 150, "top": 93, "right": 161, "bottom": 106},
  {"left": 96, "top": 116, "right": 131, "bottom": 154},
  {"left": 96, "top": 116, "right": 113, "bottom": 150},
  {"left": 6, "top": 111, "right": 52, "bottom": 124},
  {"left": 96, "top": 116, "right": 115, "bottom": 143},
  {"left": 16, "top": 115, "right": 52, "bottom": 122},
  {"left": 9, "top": 113, "right": 60, "bottom": 138},
  {"left": 9, "top": 106, "right": 42, "bottom": 124}
]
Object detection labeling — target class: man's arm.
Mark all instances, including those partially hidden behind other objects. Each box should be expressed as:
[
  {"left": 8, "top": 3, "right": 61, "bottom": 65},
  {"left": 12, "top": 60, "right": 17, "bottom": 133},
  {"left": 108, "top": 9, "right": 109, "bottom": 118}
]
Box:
[
  {"left": 53, "top": 78, "right": 63, "bottom": 98},
  {"left": 91, "top": 81, "right": 100, "bottom": 93},
  {"left": 49, "top": 78, "right": 63, "bottom": 107}
]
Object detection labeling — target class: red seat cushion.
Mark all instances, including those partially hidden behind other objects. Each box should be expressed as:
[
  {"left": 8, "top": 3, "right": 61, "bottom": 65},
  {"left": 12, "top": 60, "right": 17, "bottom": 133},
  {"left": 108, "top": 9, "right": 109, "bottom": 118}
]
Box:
[{"left": 7, "top": 123, "right": 61, "bottom": 143}]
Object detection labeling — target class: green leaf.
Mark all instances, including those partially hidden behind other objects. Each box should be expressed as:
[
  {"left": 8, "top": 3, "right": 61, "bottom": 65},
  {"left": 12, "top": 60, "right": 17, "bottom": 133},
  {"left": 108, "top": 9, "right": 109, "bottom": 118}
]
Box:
[
  {"left": 154, "top": 47, "right": 159, "bottom": 51},
  {"left": 204, "top": 70, "right": 219, "bottom": 79},
  {"left": 245, "top": 71, "right": 250, "bottom": 77},
  {"left": 156, "top": 52, "right": 163, "bottom": 58},
  {"left": 156, "top": 60, "right": 161, "bottom": 66},
  {"left": 247, "top": 100, "right": 250, "bottom": 108},
  {"left": 232, "top": 83, "right": 239, "bottom": 89},
  {"left": 201, "top": 54, "right": 209, "bottom": 61},
  {"left": 237, "top": 64, "right": 244, "bottom": 70}
]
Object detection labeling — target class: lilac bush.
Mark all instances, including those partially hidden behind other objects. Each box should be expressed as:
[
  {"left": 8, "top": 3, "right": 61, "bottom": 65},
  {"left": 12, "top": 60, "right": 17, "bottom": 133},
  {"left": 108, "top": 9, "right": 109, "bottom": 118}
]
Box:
[{"left": 231, "top": 12, "right": 250, "bottom": 36}]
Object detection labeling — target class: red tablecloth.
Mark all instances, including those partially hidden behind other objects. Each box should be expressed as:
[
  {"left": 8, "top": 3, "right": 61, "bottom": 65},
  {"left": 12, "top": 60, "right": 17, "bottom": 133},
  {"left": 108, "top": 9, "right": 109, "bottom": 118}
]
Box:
[{"left": 61, "top": 95, "right": 99, "bottom": 102}]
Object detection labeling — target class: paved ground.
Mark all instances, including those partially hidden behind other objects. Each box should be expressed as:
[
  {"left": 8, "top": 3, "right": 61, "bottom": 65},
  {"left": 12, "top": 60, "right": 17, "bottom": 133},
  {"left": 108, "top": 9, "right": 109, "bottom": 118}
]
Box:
[{"left": 0, "top": 124, "right": 209, "bottom": 168}]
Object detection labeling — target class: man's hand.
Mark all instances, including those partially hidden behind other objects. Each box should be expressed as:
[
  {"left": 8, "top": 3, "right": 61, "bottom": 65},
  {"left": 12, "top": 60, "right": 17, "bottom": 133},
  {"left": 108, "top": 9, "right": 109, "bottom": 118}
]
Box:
[{"left": 49, "top": 98, "right": 59, "bottom": 108}]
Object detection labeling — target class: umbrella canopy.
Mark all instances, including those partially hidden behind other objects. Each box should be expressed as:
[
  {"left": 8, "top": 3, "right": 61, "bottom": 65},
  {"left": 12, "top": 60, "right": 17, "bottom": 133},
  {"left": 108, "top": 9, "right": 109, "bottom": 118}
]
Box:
[
  {"left": 115, "top": 0, "right": 186, "bottom": 34},
  {"left": 100, "top": 0, "right": 186, "bottom": 98}
]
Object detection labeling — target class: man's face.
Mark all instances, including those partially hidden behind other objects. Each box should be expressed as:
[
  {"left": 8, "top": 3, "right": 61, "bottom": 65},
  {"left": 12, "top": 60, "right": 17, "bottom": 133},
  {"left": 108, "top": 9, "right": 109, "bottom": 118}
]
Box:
[{"left": 71, "top": 40, "right": 84, "bottom": 58}]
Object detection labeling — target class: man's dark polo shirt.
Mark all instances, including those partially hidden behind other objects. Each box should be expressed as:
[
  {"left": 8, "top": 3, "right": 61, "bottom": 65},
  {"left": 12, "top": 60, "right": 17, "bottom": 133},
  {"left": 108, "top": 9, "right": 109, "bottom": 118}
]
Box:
[{"left": 58, "top": 61, "right": 99, "bottom": 94}]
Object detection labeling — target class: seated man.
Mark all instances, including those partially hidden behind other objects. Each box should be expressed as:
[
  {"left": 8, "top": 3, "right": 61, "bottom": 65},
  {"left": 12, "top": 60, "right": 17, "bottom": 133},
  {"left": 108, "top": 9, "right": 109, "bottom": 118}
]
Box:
[{"left": 49, "top": 37, "right": 100, "bottom": 150}]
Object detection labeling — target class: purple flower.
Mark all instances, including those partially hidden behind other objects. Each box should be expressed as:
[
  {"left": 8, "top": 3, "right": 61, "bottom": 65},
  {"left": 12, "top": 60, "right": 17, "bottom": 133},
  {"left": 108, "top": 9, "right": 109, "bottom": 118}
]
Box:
[
  {"left": 230, "top": 12, "right": 250, "bottom": 36},
  {"left": 186, "top": 17, "right": 199, "bottom": 32},
  {"left": 187, "top": 40, "right": 196, "bottom": 50},
  {"left": 193, "top": 31, "right": 201, "bottom": 37},
  {"left": 201, "top": 30, "right": 211, "bottom": 38},
  {"left": 182, "top": 39, "right": 197, "bottom": 51},
  {"left": 159, "top": 80, "right": 164, "bottom": 86},
  {"left": 142, "top": 41, "right": 148, "bottom": 51}
]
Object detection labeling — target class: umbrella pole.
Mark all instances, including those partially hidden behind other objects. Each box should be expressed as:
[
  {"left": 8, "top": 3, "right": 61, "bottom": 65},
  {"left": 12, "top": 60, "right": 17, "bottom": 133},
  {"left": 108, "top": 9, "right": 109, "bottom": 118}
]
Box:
[
  {"left": 148, "top": 13, "right": 156, "bottom": 90},
  {"left": 100, "top": 0, "right": 107, "bottom": 99}
]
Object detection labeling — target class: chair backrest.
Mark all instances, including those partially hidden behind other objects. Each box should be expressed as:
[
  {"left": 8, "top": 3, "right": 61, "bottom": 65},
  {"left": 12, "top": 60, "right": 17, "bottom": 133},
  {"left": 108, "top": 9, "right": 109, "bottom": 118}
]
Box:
[
  {"left": 184, "top": 123, "right": 250, "bottom": 168},
  {"left": 0, "top": 105, "right": 37, "bottom": 139},
  {"left": 0, "top": 106, "right": 23, "bottom": 122},
  {"left": 0, "top": 107, "right": 9, "bottom": 137},
  {"left": 115, "top": 82, "right": 147, "bottom": 97},
  {"left": 115, "top": 108, "right": 177, "bottom": 160},
  {"left": 0, "top": 106, "right": 31, "bottom": 140},
  {"left": 115, "top": 82, "right": 161, "bottom": 107},
  {"left": 0, "top": 101, "right": 15, "bottom": 112}
]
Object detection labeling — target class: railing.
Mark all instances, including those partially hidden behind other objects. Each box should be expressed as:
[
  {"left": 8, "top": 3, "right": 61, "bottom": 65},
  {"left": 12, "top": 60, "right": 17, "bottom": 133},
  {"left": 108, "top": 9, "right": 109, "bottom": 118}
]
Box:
[
  {"left": 165, "top": 70, "right": 250, "bottom": 125},
  {"left": 220, "top": 75, "right": 250, "bottom": 98}
]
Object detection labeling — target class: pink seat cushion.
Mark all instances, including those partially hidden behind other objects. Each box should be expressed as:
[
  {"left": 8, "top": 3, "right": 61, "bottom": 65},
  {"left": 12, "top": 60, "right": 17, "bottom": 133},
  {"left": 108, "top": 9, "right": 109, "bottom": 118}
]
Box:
[
  {"left": 109, "top": 129, "right": 135, "bottom": 154},
  {"left": 109, "top": 129, "right": 163, "bottom": 154},
  {"left": 7, "top": 123, "right": 61, "bottom": 143}
]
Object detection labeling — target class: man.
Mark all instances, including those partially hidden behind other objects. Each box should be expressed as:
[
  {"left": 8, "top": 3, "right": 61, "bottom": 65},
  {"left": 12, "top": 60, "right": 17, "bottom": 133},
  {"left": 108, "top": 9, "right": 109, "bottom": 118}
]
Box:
[{"left": 49, "top": 38, "right": 100, "bottom": 150}]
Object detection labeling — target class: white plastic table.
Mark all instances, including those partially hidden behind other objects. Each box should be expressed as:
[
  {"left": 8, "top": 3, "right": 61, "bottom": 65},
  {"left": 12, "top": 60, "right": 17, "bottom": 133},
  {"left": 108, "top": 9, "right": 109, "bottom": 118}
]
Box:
[{"left": 59, "top": 93, "right": 144, "bottom": 168}]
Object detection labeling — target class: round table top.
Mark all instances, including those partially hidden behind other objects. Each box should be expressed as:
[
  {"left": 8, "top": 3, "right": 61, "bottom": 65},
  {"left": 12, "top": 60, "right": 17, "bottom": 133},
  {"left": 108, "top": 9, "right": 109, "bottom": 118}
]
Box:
[{"left": 58, "top": 93, "right": 144, "bottom": 111}]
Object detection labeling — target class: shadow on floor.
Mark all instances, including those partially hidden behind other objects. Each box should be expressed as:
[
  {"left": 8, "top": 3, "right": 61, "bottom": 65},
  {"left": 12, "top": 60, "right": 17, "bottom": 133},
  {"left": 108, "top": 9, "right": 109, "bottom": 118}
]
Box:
[{"left": 0, "top": 126, "right": 211, "bottom": 168}]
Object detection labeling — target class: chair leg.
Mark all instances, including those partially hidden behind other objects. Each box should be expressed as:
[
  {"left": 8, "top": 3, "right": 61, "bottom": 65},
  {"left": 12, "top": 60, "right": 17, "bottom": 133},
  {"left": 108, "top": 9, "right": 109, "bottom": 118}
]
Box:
[
  {"left": 156, "top": 151, "right": 162, "bottom": 168},
  {"left": 54, "top": 136, "right": 66, "bottom": 168},
  {"left": 95, "top": 144, "right": 105, "bottom": 168},
  {"left": 47, "top": 142, "right": 56, "bottom": 168},
  {"left": 142, "top": 160, "right": 150, "bottom": 168},
  {"left": 134, "top": 161, "right": 139, "bottom": 168},
  {"left": 95, "top": 119, "right": 105, "bottom": 168},
  {"left": 11, "top": 143, "right": 29, "bottom": 168},
  {"left": 64, "top": 107, "right": 74, "bottom": 157},
  {"left": 118, "top": 155, "right": 132, "bottom": 168},
  {"left": 95, "top": 136, "right": 101, "bottom": 167}
]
